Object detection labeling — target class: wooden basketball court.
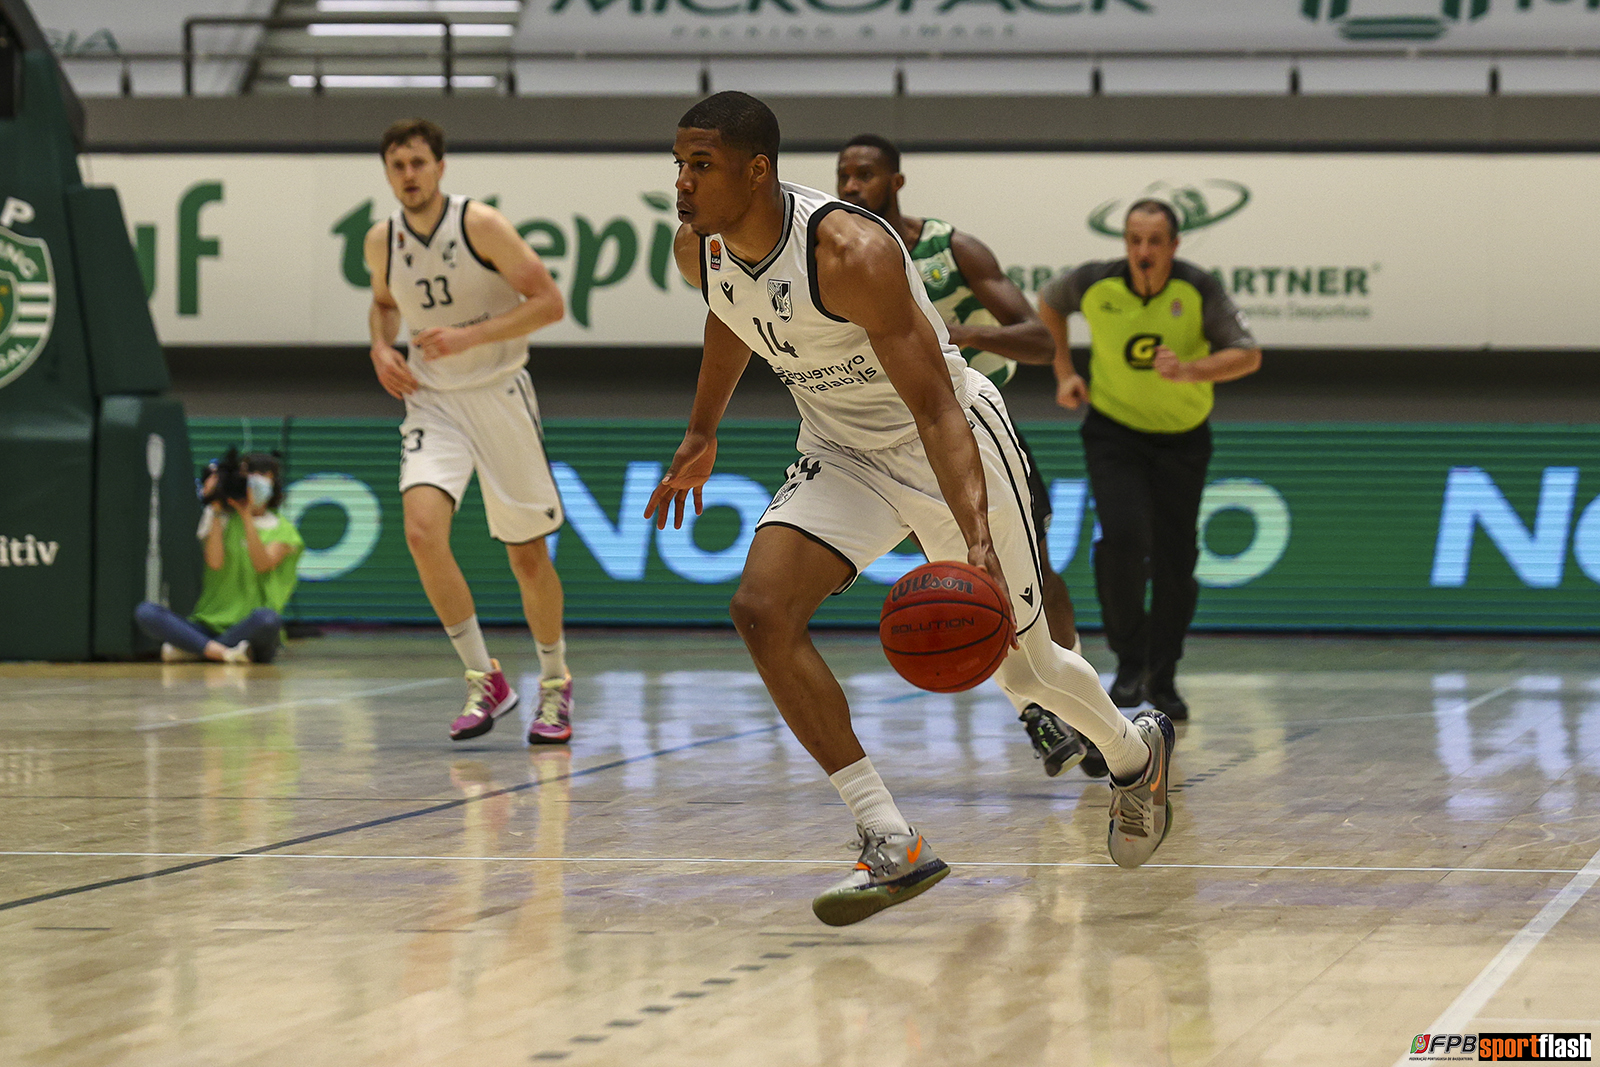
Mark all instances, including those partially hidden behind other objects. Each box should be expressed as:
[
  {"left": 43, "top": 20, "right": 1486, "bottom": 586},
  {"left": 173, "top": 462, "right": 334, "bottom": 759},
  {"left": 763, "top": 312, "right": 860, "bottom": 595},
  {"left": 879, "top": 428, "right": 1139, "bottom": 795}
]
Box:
[{"left": 3, "top": 631, "right": 1597, "bottom": 1065}]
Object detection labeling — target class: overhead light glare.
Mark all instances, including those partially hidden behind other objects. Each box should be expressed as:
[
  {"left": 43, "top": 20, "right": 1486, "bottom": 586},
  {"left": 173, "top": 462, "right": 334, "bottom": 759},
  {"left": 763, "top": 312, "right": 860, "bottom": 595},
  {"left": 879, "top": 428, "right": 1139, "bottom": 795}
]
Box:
[
  {"left": 317, "top": 1, "right": 521, "bottom": 12},
  {"left": 287, "top": 73, "right": 499, "bottom": 87},
  {"left": 307, "top": 22, "right": 515, "bottom": 35}
]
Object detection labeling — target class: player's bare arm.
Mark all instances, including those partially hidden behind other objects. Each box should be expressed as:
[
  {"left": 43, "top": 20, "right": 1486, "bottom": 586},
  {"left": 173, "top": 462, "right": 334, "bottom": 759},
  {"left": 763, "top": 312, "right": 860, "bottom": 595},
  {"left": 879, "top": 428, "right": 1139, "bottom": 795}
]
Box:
[
  {"left": 414, "top": 202, "right": 564, "bottom": 360},
  {"left": 644, "top": 224, "right": 754, "bottom": 530},
  {"left": 1038, "top": 299, "right": 1086, "bottom": 409},
  {"left": 946, "top": 231, "right": 1053, "bottom": 365},
  {"left": 815, "top": 212, "right": 1008, "bottom": 599},
  {"left": 1153, "top": 344, "right": 1262, "bottom": 383},
  {"left": 364, "top": 219, "right": 419, "bottom": 399}
]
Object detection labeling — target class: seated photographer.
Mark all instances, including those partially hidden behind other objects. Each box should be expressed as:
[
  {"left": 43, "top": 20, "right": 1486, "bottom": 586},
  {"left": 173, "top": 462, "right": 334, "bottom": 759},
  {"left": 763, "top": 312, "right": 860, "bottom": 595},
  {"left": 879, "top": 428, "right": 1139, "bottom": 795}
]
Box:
[{"left": 135, "top": 452, "right": 304, "bottom": 664}]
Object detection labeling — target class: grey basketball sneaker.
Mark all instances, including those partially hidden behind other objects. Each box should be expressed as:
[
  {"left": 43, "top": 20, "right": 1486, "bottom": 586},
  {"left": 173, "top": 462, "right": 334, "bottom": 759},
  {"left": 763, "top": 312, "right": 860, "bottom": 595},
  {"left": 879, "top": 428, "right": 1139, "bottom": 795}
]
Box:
[
  {"left": 1107, "top": 710, "right": 1176, "bottom": 869},
  {"left": 812, "top": 826, "right": 950, "bottom": 927},
  {"left": 1018, "top": 704, "right": 1088, "bottom": 778}
]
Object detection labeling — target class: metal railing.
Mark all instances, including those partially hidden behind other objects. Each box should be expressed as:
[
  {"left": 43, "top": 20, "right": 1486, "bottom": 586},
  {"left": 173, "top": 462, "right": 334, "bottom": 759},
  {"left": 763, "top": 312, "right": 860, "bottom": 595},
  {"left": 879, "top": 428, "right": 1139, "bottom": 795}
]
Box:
[
  {"left": 43, "top": 26, "right": 1600, "bottom": 99},
  {"left": 182, "top": 14, "right": 460, "bottom": 96}
]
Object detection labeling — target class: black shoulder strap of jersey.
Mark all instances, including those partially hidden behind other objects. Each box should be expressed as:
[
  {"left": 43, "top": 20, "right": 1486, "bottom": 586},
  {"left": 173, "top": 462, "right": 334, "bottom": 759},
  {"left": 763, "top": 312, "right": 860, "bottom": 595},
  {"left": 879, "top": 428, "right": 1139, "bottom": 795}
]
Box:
[
  {"left": 805, "top": 201, "right": 903, "bottom": 324},
  {"left": 698, "top": 236, "right": 709, "bottom": 305}
]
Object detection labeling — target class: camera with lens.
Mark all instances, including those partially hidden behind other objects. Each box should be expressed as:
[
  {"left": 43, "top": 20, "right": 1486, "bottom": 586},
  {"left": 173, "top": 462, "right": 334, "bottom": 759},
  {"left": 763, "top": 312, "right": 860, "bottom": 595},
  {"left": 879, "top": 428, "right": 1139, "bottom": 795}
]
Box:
[{"left": 200, "top": 448, "right": 250, "bottom": 506}]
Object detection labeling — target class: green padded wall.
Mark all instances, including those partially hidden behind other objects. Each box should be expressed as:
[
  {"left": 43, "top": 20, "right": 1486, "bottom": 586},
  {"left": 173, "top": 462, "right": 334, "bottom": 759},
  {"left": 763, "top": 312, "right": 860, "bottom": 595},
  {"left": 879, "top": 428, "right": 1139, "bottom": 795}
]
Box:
[
  {"left": 0, "top": 52, "right": 96, "bottom": 659},
  {"left": 0, "top": 40, "right": 195, "bottom": 661}
]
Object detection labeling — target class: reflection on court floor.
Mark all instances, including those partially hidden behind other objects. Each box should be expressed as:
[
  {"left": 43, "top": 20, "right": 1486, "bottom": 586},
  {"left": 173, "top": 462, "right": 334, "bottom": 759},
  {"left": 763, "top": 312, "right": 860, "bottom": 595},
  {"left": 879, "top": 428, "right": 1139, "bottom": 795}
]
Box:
[{"left": 1, "top": 631, "right": 1597, "bottom": 1067}]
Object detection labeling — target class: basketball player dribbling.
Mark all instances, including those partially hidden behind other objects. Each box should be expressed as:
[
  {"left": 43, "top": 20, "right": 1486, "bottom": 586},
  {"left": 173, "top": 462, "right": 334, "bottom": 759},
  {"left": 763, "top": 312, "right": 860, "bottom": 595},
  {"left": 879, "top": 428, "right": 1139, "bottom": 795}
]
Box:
[
  {"left": 645, "top": 93, "right": 1176, "bottom": 927},
  {"left": 835, "top": 132, "right": 1100, "bottom": 782},
  {"left": 364, "top": 118, "right": 576, "bottom": 746}
]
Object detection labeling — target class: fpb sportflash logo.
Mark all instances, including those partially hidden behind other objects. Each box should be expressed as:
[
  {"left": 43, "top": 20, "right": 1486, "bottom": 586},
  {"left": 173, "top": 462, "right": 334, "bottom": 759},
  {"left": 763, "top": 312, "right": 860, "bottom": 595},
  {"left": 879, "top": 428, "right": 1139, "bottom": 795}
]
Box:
[
  {"left": 0, "top": 198, "right": 57, "bottom": 391},
  {"left": 1407, "top": 1032, "right": 1592, "bottom": 1061}
]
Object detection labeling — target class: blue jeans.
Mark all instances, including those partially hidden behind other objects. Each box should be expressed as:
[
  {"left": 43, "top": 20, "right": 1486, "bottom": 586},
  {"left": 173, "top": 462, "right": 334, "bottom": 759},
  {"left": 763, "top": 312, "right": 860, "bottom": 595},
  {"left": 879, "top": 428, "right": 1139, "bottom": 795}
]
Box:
[{"left": 134, "top": 603, "right": 283, "bottom": 663}]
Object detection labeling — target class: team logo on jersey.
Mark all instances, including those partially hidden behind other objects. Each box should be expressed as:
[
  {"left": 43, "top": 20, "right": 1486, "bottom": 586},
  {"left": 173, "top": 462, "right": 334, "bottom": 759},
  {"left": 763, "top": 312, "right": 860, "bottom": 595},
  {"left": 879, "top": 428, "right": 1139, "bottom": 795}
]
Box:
[
  {"left": 404, "top": 253, "right": 414, "bottom": 268},
  {"left": 442, "top": 239, "right": 457, "bottom": 268},
  {"left": 708, "top": 238, "right": 722, "bottom": 270},
  {"left": 0, "top": 223, "right": 56, "bottom": 392},
  {"left": 1170, "top": 298, "right": 1183, "bottom": 318},
  {"left": 768, "top": 279, "right": 793, "bottom": 322},
  {"left": 720, "top": 281, "right": 734, "bottom": 302}
]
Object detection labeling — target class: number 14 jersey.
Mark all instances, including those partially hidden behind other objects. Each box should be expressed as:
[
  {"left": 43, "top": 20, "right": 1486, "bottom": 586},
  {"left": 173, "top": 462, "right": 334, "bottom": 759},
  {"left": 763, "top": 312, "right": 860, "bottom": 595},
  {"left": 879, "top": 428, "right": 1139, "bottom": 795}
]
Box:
[
  {"left": 389, "top": 193, "right": 527, "bottom": 392},
  {"left": 699, "top": 182, "right": 973, "bottom": 452}
]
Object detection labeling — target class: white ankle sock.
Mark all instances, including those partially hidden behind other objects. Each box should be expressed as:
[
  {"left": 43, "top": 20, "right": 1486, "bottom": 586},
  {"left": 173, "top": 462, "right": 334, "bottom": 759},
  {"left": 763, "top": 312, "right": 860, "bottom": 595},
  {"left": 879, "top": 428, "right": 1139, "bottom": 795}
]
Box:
[
  {"left": 1071, "top": 636, "right": 1083, "bottom": 656},
  {"left": 536, "top": 636, "right": 568, "bottom": 680},
  {"left": 444, "top": 615, "right": 493, "bottom": 673},
  {"left": 1097, "top": 719, "right": 1151, "bottom": 782},
  {"left": 829, "top": 756, "right": 912, "bottom": 837}
]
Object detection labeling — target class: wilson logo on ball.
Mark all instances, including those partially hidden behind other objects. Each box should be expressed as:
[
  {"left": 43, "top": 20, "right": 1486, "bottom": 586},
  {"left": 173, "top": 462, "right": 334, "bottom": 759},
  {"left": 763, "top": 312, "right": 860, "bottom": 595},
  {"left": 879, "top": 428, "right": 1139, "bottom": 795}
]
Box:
[{"left": 889, "top": 573, "right": 975, "bottom": 602}]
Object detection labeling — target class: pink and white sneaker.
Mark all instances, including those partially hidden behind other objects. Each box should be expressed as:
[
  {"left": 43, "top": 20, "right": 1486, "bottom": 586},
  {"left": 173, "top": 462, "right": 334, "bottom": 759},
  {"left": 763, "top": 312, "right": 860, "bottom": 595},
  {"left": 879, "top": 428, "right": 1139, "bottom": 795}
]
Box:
[
  {"left": 527, "top": 674, "right": 573, "bottom": 745},
  {"left": 449, "top": 659, "right": 519, "bottom": 741}
]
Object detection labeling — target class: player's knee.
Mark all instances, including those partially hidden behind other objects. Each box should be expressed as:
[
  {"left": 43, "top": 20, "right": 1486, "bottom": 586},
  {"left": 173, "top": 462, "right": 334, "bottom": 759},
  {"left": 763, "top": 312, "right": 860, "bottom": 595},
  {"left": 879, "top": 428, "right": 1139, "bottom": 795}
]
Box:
[
  {"left": 506, "top": 540, "right": 550, "bottom": 580},
  {"left": 728, "top": 586, "right": 793, "bottom": 649},
  {"left": 403, "top": 513, "right": 447, "bottom": 556}
]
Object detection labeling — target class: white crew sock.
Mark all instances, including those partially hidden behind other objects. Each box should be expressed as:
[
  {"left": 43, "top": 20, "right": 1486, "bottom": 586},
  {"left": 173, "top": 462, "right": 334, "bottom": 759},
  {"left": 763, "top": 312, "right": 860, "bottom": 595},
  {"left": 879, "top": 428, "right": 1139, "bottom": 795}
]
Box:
[
  {"left": 444, "top": 614, "right": 493, "bottom": 674},
  {"left": 1071, "top": 636, "right": 1083, "bottom": 656},
  {"left": 536, "top": 636, "right": 568, "bottom": 680},
  {"left": 828, "top": 756, "right": 912, "bottom": 837},
  {"left": 997, "top": 623, "right": 1150, "bottom": 781}
]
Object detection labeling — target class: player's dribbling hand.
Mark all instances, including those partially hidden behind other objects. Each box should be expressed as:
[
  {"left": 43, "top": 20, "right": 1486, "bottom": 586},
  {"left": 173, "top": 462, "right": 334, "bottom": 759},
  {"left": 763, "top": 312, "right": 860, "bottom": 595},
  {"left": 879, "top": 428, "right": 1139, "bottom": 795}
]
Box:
[
  {"left": 1153, "top": 346, "right": 1189, "bottom": 381},
  {"left": 415, "top": 326, "right": 472, "bottom": 361},
  {"left": 967, "top": 541, "right": 1020, "bottom": 649},
  {"left": 644, "top": 433, "right": 718, "bottom": 530},
  {"left": 371, "top": 344, "right": 419, "bottom": 398},
  {"left": 1055, "top": 373, "right": 1088, "bottom": 410}
]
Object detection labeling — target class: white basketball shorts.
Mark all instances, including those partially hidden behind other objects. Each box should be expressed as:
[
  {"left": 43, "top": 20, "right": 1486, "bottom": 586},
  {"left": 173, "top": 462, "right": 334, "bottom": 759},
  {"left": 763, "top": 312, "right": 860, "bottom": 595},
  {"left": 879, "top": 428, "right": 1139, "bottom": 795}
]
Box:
[
  {"left": 756, "top": 374, "right": 1048, "bottom": 636},
  {"left": 398, "top": 369, "right": 564, "bottom": 544}
]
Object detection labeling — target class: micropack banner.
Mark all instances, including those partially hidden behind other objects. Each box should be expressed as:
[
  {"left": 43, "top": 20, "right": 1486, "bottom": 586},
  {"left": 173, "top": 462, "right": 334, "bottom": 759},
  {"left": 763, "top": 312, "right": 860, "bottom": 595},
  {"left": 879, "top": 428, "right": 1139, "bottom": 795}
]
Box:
[
  {"left": 510, "top": 0, "right": 1600, "bottom": 55},
  {"left": 79, "top": 152, "right": 1600, "bottom": 351}
]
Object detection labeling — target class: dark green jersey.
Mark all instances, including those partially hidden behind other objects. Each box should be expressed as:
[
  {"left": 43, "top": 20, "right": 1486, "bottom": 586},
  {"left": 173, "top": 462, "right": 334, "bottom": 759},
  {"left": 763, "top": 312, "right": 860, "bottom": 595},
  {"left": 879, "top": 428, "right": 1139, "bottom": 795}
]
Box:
[
  {"left": 1040, "top": 258, "right": 1256, "bottom": 434},
  {"left": 908, "top": 218, "right": 1015, "bottom": 388}
]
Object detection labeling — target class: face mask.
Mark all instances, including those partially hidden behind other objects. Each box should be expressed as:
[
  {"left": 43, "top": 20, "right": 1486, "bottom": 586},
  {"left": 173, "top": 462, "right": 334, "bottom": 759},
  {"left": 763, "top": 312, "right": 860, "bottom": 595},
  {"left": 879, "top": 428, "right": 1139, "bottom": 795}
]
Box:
[{"left": 247, "top": 473, "right": 274, "bottom": 506}]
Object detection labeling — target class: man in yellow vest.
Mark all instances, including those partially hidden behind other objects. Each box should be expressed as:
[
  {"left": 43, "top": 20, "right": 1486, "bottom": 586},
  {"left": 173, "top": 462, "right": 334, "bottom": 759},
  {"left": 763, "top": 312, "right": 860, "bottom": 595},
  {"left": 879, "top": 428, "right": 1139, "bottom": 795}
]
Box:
[{"left": 1040, "top": 199, "right": 1262, "bottom": 722}]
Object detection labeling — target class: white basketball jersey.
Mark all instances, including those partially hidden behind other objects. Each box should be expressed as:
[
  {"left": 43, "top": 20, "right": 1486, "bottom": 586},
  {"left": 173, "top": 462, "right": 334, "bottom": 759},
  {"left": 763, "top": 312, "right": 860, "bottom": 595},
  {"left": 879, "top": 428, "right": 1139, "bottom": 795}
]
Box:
[
  {"left": 700, "top": 183, "right": 974, "bottom": 451},
  {"left": 388, "top": 194, "right": 526, "bottom": 392}
]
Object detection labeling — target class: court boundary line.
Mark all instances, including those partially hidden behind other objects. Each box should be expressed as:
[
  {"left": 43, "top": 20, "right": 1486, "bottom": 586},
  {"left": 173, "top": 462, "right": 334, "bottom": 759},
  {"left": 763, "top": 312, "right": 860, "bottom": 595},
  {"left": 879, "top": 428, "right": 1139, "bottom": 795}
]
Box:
[
  {"left": 2, "top": 851, "right": 1588, "bottom": 877},
  {"left": 0, "top": 724, "right": 783, "bottom": 914},
  {"left": 1393, "top": 843, "right": 1600, "bottom": 1066}
]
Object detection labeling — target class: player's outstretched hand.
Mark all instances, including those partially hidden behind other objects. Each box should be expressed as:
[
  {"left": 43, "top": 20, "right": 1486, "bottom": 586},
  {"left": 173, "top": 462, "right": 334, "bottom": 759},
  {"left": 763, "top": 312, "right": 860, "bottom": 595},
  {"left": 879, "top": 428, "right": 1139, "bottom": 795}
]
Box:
[
  {"left": 371, "top": 344, "right": 419, "bottom": 398},
  {"left": 1056, "top": 373, "right": 1088, "bottom": 410},
  {"left": 967, "top": 541, "right": 1020, "bottom": 649},
  {"left": 645, "top": 433, "right": 718, "bottom": 530}
]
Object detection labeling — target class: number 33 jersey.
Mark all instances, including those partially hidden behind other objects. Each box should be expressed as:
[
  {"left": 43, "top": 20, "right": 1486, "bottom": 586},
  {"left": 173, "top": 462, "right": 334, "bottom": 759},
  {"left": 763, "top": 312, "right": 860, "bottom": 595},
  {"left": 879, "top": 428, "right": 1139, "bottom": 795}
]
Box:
[
  {"left": 389, "top": 193, "right": 527, "bottom": 392},
  {"left": 699, "top": 182, "right": 974, "bottom": 452}
]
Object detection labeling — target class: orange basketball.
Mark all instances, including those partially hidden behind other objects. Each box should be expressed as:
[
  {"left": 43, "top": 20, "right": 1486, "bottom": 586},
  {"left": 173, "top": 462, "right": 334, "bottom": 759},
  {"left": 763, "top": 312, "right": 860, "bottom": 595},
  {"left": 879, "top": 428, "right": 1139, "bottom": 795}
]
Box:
[{"left": 879, "top": 560, "right": 1014, "bottom": 693}]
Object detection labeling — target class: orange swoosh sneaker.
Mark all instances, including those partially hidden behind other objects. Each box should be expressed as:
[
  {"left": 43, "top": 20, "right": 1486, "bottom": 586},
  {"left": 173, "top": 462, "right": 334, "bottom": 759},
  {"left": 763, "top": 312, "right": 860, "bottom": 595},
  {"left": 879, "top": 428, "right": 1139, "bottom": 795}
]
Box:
[
  {"left": 812, "top": 827, "right": 950, "bottom": 927},
  {"left": 1107, "top": 710, "right": 1177, "bottom": 869}
]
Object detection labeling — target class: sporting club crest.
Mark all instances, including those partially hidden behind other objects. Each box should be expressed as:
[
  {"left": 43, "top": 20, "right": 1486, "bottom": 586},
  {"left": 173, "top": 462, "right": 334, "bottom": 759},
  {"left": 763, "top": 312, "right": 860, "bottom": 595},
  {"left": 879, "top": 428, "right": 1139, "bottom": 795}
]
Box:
[
  {"left": 0, "top": 224, "right": 56, "bottom": 391},
  {"left": 768, "top": 278, "right": 793, "bottom": 322}
]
